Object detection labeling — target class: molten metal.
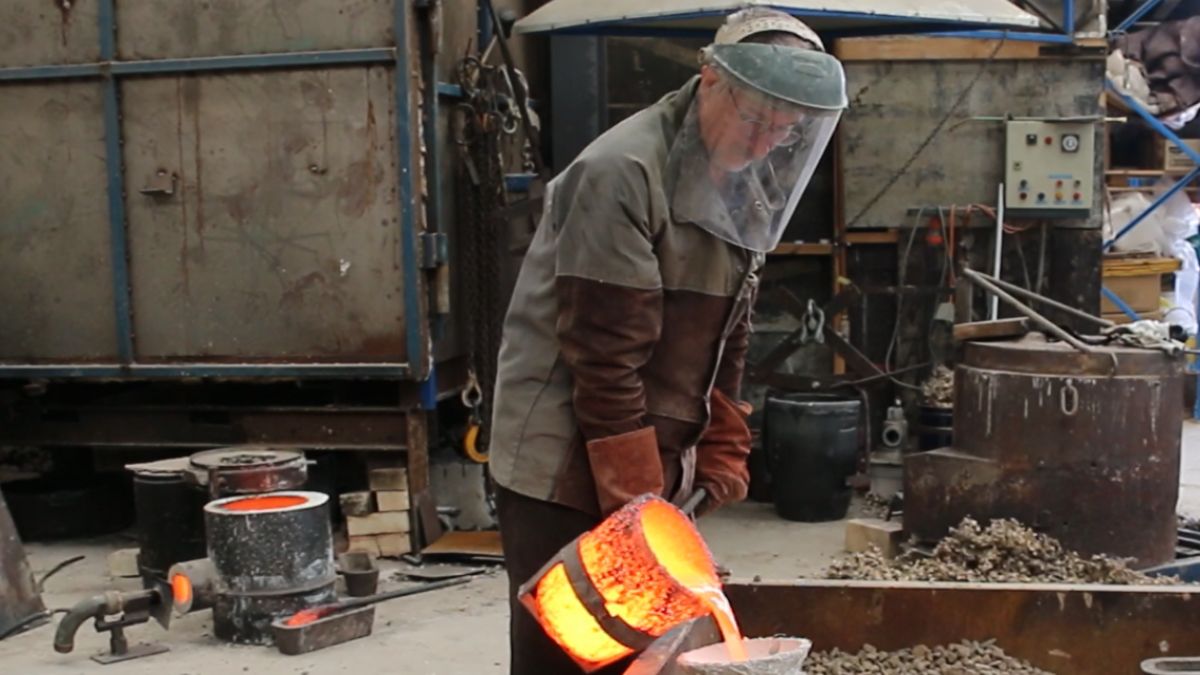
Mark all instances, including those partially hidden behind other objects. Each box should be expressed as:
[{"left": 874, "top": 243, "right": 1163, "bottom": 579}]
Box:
[
  {"left": 218, "top": 494, "right": 308, "bottom": 511},
  {"left": 170, "top": 573, "right": 193, "bottom": 608},
  {"left": 519, "top": 495, "right": 746, "bottom": 671}
]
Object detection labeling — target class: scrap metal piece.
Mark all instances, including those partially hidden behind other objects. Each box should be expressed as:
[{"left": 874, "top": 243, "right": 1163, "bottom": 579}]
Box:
[
  {"left": 0, "top": 491, "right": 44, "bottom": 639},
  {"left": 271, "top": 605, "right": 375, "bottom": 656}
]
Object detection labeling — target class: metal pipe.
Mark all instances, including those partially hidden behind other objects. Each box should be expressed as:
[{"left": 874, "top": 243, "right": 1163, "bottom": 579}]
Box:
[
  {"left": 53, "top": 592, "right": 121, "bottom": 653},
  {"left": 1102, "top": 286, "right": 1143, "bottom": 322},
  {"left": 681, "top": 488, "right": 708, "bottom": 516},
  {"left": 960, "top": 268, "right": 1096, "bottom": 354},
  {"left": 990, "top": 184, "right": 1005, "bottom": 320},
  {"left": 1115, "top": 0, "right": 1166, "bottom": 33},
  {"left": 973, "top": 271, "right": 1114, "bottom": 328}
]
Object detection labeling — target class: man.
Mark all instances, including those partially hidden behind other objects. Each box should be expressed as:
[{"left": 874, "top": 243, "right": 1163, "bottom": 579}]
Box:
[{"left": 489, "top": 9, "right": 847, "bottom": 673}]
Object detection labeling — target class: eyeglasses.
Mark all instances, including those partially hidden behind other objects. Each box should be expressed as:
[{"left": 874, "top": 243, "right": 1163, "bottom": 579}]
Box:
[{"left": 726, "top": 87, "right": 803, "bottom": 147}]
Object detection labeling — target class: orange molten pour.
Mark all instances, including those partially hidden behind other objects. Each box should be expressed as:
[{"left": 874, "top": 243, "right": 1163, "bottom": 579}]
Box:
[
  {"left": 219, "top": 495, "right": 307, "bottom": 511},
  {"left": 524, "top": 496, "right": 746, "bottom": 671}
]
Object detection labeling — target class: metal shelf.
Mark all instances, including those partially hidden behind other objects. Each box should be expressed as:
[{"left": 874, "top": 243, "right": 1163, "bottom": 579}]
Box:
[{"left": 1103, "top": 0, "right": 1200, "bottom": 324}]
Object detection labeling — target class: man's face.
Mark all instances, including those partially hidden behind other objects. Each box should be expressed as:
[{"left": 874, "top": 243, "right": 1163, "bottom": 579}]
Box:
[{"left": 698, "top": 66, "right": 805, "bottom": 173}]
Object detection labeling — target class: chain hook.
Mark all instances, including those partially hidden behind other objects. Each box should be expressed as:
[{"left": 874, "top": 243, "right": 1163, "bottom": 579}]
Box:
[
  {"left": 800, "top": 299, "right": 826, "bottom": 345},
  {"left": 1060, "top": 379, "right": 1079, "bottom": 416},
  {"left": 461, "top": 370, "right": 488, "bottom": 463}
]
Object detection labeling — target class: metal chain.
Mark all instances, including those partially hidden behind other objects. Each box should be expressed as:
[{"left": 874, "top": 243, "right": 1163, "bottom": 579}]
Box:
[{"left": 454, "top": 55, "right": 510, "bottom": 459}]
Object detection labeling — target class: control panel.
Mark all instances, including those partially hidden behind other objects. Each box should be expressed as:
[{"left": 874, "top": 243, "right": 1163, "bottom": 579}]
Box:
[{"left": 1004, "top": 120, "right": 1095, "bottom": 217}]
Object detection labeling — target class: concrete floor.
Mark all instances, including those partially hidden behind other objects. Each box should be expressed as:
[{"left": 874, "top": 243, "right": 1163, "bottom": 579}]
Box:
[
  {"left": 1, "top": 503, "right": 844, "bottom": 674},
  {"left": 4, "top": 422, "right": 1199, "bottom": 674}
]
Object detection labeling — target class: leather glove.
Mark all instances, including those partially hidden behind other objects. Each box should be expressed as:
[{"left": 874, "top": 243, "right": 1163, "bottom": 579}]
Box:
[
  {"left": 585, "top": 426, "right": 665, "bottom": 516},
  {"left": 693, "top": 389, "right": 753, "bottom": 517}
]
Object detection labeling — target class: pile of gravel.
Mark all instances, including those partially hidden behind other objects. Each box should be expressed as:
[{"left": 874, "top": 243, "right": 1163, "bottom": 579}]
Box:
[
  {"left": 920, "top": 365, "right": 955, "bottom": 407},
  {"left": 825, "top": 517, "right": 1173, "bottom": 585},
  {"left": 804, "top": 640, "right": 1054, "bottom": 675},
  {"left": 854, "top": 493, "right": 893, "bottom": 520}
]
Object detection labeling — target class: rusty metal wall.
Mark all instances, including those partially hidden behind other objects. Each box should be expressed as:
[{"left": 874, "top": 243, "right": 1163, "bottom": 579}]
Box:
[
  {"left": 122, "top": 68, "right": 406, "bottom": 360},
  {"left": 0, "top": 81, "right": 119, "bottom": 361},
  {"left": 905, "top": 336, "right": 1183, "bottom": 567},
  {"left": 0, "top": 2, "right": 101, "bottom": 67},
  {"left": 115, "top": 0, "right": 394, "bottom": 59},
  {"left": 726, "top": 580, "right": 1200, "bottom": 675}
]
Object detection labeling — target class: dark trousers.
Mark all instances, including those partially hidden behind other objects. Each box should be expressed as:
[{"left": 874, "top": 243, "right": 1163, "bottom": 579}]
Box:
[{"left": 496, "top": 487, "right": 634, "bottom": 675}]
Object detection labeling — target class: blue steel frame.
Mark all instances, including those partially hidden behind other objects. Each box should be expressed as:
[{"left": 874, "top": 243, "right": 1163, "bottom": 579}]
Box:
[
  {"left": 0, "top": 3, "right": 431, "bottom": 381},
  {"left": 1102, "top": 75, "right": 1200, "bottom": 322}
]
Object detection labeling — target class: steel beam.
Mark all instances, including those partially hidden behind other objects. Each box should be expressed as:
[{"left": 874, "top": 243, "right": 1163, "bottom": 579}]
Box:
[
  {"left": 395, "top": 0, "right": 429, "bottom": 380},
  {"left": 0, "top": 407, "right": 413, "bottom": 449},
  {"left": 0, "top": 364, "right": 411, "bottom": 379},
  {"left": 0, "top": 49, "right": 396, "bottom": 82}
]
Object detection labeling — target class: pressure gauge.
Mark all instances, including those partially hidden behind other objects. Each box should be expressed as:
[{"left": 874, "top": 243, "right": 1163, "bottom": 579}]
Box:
[{"left": 1061, "top": 133, "right": 1080, "bottom": 153}]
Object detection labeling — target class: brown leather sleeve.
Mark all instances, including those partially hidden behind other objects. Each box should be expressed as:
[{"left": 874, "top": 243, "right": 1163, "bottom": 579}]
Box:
[{"left": 556, "top": 276, "right": 663, "bottom": 440}]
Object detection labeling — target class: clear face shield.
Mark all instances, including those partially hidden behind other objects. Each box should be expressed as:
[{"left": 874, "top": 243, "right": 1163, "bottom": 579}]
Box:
[{"left": 666, "top": 43, "right": 848, "bottom": 253}]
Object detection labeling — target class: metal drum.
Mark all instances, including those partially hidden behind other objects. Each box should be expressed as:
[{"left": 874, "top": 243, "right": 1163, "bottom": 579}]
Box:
[
  {"left": 131, "top": 465, "right": 208, "bottom": 582},
  {"left": 904, "top": 334, "right": 1184, "bottom": 567},
  {"left": 204, "top": 491, "right": 336, "bottom": 644}
]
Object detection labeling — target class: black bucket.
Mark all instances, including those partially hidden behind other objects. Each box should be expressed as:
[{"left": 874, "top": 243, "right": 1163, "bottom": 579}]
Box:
[
  {"left": 132, "top": 471, "right": 209, "bottom": 581},
  {"left": 763, "top": 393, "right": 861, "bottom": 522},
  {"left": 916, "top": 404, "right": 953, "bottom": 451}
]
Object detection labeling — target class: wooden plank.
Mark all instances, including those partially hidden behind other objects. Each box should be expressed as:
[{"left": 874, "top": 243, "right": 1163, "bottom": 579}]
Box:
[
  {"left": 953, "top": 318, "right": 1030, "bottom": 342},
  {"left": 375, "top": 489, "right": 410, "bottom": 512},
  {"left": 834, "top": 37, "right": 1041, "bottom": 62},
  {"left": 339, "top": 491, "right": 375, "bottom": 517},
  {"left": 367, "top": 467, "right": 409, "bottom": 492},
  {"left": 347, "top": 535, "right": 381, "bottom": 557},
  {"left": 421, "top": 531, "right": 503, "bottom": 558},
  {"left": 346, "top": 512, "right": 412, "bottom": 537},
  {"left": 1102, "top": 256, "right": 1182, "bottom": 278},
  {"left": 845, "top": 230, "right": 899, "bottom": 245},
  {"left": 844, "top": 518, "right": 904, "bottom": 559},
  {"left": 768, "top": 242, "right": 834, "bottom": 256},
  {"left": 376, "top": 533, "right": 413, "bottom": 558}
]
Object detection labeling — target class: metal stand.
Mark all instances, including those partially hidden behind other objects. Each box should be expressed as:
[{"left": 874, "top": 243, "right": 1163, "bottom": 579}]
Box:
[{"left": 89, "top": 610, "right": 168, "bottom": 665}]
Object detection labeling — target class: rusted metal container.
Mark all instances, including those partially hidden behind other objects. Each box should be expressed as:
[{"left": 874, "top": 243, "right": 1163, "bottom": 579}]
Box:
[{"left": 905, "top": 334, "right": 1183, "bottom": 567}]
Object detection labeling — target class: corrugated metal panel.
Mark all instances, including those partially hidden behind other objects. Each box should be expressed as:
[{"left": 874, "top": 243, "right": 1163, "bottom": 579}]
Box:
[
  {"left": 122, "top": 67, "right": 408, "bottom": 361},
  {"left": 116, "top": 0, "right": 394, "bottom": 60},
  {"left": 515, "top": 0, "right": 1042, "bottom": 35},
  {"left": 0, "top": 82, "right": 119, "bottom": 361},
  {"left": 0, "top": 1, "right": 102, "bottom": 67}
]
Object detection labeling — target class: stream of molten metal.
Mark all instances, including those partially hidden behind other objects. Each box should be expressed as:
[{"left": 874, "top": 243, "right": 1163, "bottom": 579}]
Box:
[{"left": 694, "top": 585, "right": 748, "bottom": 662}]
